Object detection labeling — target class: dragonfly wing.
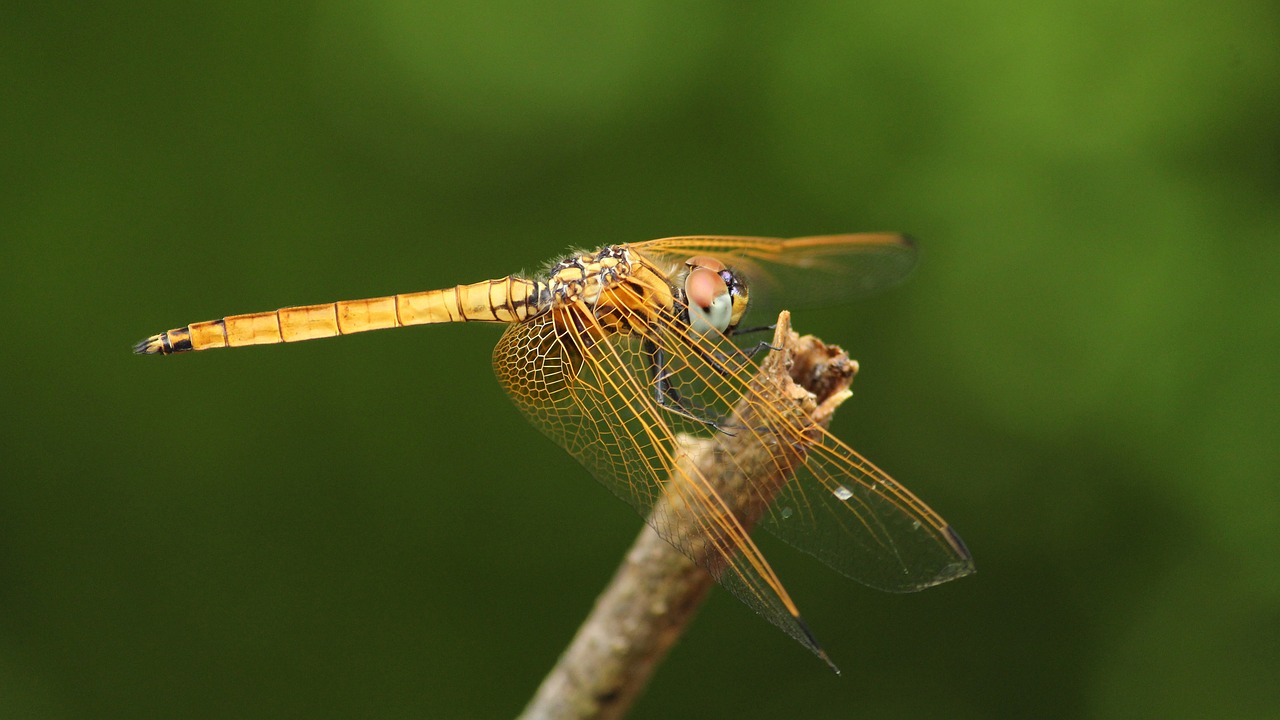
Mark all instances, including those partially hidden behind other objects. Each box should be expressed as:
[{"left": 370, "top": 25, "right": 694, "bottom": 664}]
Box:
[
  {"left": 630, "top": 234, "right": 919, "bottom": 314},
  {"left": 628, "top": 295, "right": 975, "bottom": 593},
  {"left": 491, "top": 308, "right": 831, "bottom": 660},
  {"left": 756, "top": 433, "right": 975, "bottom": 592}
]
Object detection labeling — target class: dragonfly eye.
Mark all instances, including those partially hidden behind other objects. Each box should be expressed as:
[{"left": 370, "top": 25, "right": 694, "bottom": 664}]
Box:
[
  {"left": 721, "top": 269, "right": 749, "bottom": 331},
  {"left": 685, "top": 266, "right": 734, "bottom": 335}
]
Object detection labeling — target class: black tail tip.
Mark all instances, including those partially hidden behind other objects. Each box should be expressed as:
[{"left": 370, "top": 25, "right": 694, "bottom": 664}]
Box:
[{"left": 133, "top": 335, "right": 164, "bottom": 355}]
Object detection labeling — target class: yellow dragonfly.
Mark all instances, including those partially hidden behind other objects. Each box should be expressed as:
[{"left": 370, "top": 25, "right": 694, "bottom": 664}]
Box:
[{"left": 135, "top": 234, "right": 973, "bottom": 666}]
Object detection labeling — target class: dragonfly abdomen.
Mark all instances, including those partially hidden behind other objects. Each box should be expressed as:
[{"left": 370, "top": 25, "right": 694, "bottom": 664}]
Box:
[{"left": 135, "top": 276, "right": 546, "bottom": 355}]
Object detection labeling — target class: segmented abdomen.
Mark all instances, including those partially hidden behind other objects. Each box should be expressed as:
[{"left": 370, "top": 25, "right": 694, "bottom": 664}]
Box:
[{"left": 135, "top": 276, "right": 545, "bottom": 355}]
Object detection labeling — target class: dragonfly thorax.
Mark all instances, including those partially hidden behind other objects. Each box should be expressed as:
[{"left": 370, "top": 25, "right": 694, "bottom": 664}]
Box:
[
  {"left": 544, "top": 244, "right": 677, "bottom": 342},
  {"left": 547, "top": 245, "right": 636, "bottom": 306}
]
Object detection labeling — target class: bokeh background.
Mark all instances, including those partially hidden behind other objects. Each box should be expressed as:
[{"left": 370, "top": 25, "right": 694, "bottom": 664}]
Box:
[{"left": 3, "top": 2, "right": 1277, "bottom": 718}]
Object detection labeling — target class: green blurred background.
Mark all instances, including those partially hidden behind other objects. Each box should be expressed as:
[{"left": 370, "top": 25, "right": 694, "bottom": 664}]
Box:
[{"left": 3, "top": 2, "right": 1277, "bottom": 718}]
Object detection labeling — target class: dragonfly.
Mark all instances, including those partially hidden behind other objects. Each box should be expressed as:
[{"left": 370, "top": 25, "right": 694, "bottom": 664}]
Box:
[{"left": 135, "top": 233, "right": 973, "bottom": 667}]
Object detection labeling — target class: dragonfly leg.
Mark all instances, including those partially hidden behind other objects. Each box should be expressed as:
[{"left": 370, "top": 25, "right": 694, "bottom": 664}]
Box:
[
  {"left": 730, "top": 323, "right": 777, "bottom": 336},
  {"left": 645, "top": 340, "right": 737, "bottom": 435},
  {"left": 742, "top": 340, "right": 782, "bottom": 359},
  {"left": 728, "top": 323, "right": 783, "bottom": 359},
  {"left": 687, "top": 335, "right": 778, "bottom": 377}
]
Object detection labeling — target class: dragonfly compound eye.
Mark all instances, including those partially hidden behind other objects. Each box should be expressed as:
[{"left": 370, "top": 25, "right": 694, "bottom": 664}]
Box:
[{"left": 685, "top": 266, "right": 734, "bottom": 335}]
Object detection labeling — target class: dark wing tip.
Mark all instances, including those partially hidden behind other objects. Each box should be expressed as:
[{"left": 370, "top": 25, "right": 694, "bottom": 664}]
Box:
[
  {"left": 792, "top": 613, "right": 841, "bottom": 674},
  {"left": 945, "top": 525, "right": 973, "bottom": 562},
  {"left": 937, "top": 525, "right": 977, "bottom": 582}
]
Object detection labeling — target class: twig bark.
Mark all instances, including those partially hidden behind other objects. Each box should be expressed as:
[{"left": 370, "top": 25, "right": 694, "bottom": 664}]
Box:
[{"left": 519, "top": 312, "right": 857, "bottom": 720}]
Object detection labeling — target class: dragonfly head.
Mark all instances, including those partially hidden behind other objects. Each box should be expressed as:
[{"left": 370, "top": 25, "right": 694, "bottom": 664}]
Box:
[{"left": 684, "top": 256, "right": 750, "bottom": 336}]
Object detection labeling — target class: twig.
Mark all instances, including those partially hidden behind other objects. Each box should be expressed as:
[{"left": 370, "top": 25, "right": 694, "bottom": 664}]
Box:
[{"left": 519, "top": 312, "right": 857, "bottom": 720}]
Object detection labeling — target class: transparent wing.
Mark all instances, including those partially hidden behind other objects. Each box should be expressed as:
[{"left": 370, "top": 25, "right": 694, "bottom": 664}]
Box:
[
  {"left": 492, "top": 306, "right": 831, "bottom": 660},
  {"left": 628, "top": 233, "right": 919, "bottom": 315},
  {"left": 617, "top": 275, "right": 974, "bottom": 592}
]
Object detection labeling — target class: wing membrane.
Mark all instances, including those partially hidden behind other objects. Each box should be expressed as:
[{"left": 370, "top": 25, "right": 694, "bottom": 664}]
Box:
[
  {"left": 629, "top": 278, "right": 973, "bottom": 591},
  {"left": 630, "top": 234, "right": 919, "bottom": 313},
  {"left": 492, "top": 301, "right": 830, "bottom": 659}
]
